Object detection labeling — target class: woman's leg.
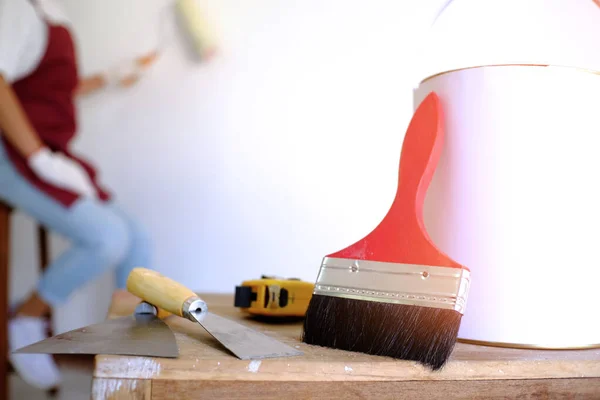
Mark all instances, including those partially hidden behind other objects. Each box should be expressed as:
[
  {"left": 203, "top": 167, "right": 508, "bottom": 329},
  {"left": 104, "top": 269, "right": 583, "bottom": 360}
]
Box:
[
  {"left": 33, "top": 199, "right": 131, "bottom": 306},
  {"left": 106, "top": 203, "right": 153, "bottom": 288},
  {"left": 0, "top": 145, "right": 134, "bottom": 389},
  {"left": 0, "top": 166, "right": 134, "bottom": 310},
  {"left": 1, "top": 195, "right": 131, "bottom": 312}
]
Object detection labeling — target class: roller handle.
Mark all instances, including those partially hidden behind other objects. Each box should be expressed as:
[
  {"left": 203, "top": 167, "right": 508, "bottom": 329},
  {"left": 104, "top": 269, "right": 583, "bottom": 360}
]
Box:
[{"left": 127, "top": 268, "right": 202, "bottom": 318}]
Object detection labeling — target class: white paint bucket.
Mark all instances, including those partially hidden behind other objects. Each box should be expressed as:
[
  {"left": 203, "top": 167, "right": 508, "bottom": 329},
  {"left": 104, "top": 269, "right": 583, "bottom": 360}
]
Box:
[
  {"left": 416, "top": 65, "right": 600, "bottom": 348},
  {"left": 413, "top": 0, "right": 600, "bottom": 348}
]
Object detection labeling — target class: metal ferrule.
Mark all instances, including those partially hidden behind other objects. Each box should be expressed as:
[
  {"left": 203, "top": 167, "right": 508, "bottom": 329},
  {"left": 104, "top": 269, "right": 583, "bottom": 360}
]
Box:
[
  {"left": 134, "top": 301, "right": 158, "bottom": 316},
  {"left": 313, "top": 257, "right": 471, "bottom": 314},
  {"left": 182, "top": 296, "right": 208, "bottom": 322}
]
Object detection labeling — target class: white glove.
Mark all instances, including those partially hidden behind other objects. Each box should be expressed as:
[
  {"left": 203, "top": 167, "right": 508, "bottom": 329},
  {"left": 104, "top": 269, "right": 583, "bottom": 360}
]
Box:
[{"left": 28, "top": 147, "right": 97, "bottom": 198}]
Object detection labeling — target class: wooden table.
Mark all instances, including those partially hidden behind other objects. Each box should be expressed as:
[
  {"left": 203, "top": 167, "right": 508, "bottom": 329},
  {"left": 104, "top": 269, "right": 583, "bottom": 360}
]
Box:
[{"left": 92, "top": 291, "right": 600, "bottom": 399}]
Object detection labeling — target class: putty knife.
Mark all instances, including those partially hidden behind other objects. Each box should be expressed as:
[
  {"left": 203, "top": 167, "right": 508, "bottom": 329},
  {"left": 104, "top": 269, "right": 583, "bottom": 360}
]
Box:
[
  {"left": 14, "top": 301, "right": 178, "bottom": 358},
  {"left": 126, "top": 268, "right": 303, "bottom": 360}
]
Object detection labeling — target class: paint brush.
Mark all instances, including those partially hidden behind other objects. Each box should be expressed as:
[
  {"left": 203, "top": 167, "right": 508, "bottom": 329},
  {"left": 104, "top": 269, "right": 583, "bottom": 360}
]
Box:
[{"left": 301, "top": 92, "right": 470, "bottom": 370}]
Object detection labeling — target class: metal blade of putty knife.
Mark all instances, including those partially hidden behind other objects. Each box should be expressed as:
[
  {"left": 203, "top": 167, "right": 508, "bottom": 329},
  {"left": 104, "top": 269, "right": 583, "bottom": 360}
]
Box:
[
  {"left": 191, "top": 310, "right": 302, "bottom": 360},
  {"left": 126, "top": 268, "right": 303, "bottom": 360},
  {"left": 13, "top": 302, "right": 179, "bottom": 358}
]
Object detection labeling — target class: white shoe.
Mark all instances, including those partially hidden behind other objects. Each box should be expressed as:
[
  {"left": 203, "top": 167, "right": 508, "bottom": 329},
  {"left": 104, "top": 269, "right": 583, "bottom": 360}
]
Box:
[{"left": 8, "top": 316, "right": 62, "bottom": 390}]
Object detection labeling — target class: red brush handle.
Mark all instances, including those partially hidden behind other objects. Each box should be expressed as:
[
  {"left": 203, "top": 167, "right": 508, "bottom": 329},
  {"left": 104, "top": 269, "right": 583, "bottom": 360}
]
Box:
[{"left": 328, "top": 92, "right": 464, "bottom": 269}]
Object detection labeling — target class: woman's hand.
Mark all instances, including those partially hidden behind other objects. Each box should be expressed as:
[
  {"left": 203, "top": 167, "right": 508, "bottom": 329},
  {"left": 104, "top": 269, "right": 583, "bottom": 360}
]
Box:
[
  {"left": 118, "top": 51, "right": 159, "bottom": 87},
  {"left": 28, "top": 148, "right": 96, "bottom": 198},
  {"left": 75, "top": 51, "right": 160, "bottom": 96},
  {"left": 105, "top": 51, "right": 160, "bottom": 89}
]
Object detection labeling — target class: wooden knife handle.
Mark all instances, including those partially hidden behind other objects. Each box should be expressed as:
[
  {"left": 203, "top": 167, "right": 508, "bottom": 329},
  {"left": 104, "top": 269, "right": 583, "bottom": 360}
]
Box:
[
  {"left": 127, "top": 268, "right": 199, "bottom": 318},
  {"left": 156, "top": 308, "right": 172, "bottom": 319}
]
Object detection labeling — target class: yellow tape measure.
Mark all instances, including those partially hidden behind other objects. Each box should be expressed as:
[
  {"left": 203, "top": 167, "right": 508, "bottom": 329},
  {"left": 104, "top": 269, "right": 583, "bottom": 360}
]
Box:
[{"left": 234, "top": 276, "right": 314, "bottom": 317}]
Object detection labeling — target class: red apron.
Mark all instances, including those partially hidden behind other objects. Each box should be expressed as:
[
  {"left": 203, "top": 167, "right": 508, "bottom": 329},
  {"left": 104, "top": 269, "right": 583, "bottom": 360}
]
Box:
[{"left": 1, "top": 21, "right": 111, "bottom": 207}]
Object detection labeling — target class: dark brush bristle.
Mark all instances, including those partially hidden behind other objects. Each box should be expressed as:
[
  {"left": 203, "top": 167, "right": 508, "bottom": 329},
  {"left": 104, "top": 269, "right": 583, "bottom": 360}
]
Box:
[{"left": 301, "top": 294, "right": 461, "bottom": 370}]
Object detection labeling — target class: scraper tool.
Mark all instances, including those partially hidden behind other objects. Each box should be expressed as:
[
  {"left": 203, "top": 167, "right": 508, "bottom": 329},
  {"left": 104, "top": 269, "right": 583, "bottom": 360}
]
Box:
[
  {"left": 14, "top": 301, "right": 179, "bottom": 358},
  {"left": 127, "top": 268, "right": 303, "bottom": 360}
]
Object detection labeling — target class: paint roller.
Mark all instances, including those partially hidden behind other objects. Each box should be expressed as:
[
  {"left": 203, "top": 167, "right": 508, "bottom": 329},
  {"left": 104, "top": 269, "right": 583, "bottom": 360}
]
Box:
[
  {"left": 98, "top": 0, "right": 217, "bottom": 89},
  {"left": 174, "top": 0, "right": 218, "bottom": 61}
]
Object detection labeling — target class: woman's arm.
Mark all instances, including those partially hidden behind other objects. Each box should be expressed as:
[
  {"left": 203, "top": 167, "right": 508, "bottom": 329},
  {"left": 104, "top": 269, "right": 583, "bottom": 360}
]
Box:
[
  {"left": 74, "top": 51, "right": 159, "bottom": 97},
  {"left": 0, "top": 74, "right": 44, "bottom": 158},
  {"left": 0, "top": 73, "right": 98, "bottom": 196},
  {"left": 74, "top": 73, "right": 106, "bottom": 97}
]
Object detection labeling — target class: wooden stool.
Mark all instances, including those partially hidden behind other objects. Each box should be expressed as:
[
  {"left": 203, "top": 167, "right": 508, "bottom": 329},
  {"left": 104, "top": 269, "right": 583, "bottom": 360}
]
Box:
[{"left": 1, "top": 201, "right": 55, "bottom": 399}]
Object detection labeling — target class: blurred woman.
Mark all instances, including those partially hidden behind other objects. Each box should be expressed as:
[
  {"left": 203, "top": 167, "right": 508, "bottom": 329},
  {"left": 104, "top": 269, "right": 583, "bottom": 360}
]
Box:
[{"left": 0, "top": 0, "right": 156, "bottom": 389}]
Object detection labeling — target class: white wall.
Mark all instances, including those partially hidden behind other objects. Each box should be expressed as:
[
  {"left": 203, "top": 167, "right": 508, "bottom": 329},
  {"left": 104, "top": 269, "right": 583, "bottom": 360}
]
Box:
[{"left": 10, "top": 0, "right": 444, "bottom": 333}]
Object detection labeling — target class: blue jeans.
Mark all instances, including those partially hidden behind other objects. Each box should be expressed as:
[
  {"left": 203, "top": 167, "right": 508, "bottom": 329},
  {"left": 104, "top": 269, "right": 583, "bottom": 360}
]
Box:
[{"left": 0, "top": 142, "right": 151, "bottom": 307}]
